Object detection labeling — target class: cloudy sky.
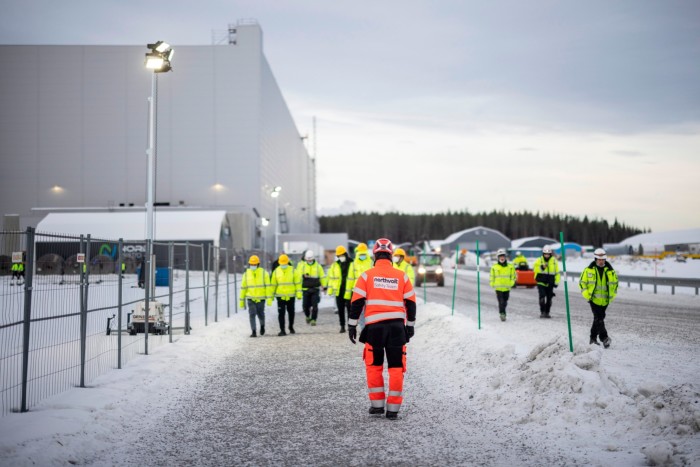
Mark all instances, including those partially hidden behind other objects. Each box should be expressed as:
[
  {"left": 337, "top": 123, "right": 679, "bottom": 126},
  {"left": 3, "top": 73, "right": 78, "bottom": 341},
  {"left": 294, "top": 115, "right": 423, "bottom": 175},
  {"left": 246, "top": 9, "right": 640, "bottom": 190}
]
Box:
[{"left": 2, "top": 1, "right": 699, "bottom": 232}]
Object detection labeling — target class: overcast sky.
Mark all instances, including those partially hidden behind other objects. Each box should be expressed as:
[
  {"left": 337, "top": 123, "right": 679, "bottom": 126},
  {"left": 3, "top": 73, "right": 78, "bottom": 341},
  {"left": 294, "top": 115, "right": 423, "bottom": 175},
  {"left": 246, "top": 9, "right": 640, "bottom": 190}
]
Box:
[{"left": 2, "top": 1, "right": 699, "bottom": 232}]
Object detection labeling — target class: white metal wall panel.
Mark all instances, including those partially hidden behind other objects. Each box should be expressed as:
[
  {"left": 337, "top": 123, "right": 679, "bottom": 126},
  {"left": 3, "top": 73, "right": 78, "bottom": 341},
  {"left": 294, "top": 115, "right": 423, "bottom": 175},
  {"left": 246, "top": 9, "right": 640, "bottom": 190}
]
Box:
[{"left": 0, "top": 23, "right": 317, "bottom": 242}]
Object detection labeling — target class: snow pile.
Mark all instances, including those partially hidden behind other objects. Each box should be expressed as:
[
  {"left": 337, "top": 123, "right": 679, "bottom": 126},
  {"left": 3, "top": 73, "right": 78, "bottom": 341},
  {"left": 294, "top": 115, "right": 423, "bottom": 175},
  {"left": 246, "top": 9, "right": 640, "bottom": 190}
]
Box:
[{"left": 414, "top": 304, "right": 700, "bottom": 466}]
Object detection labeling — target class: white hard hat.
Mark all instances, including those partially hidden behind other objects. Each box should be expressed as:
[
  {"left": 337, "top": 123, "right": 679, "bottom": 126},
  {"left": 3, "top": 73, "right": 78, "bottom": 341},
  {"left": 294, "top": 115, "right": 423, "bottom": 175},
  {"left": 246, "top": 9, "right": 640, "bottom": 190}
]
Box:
[
  {"left": 542, "top": 246, "right": 553, "bottom": 254},
  {"left": 593, "top": 248, "right": 607, "bottom": 260},
  {"left": 497, "top": 248, "right": 507, "bottom": 256},
  {"left": 304, "top": 250, "right": 315, "bottom": 261}
]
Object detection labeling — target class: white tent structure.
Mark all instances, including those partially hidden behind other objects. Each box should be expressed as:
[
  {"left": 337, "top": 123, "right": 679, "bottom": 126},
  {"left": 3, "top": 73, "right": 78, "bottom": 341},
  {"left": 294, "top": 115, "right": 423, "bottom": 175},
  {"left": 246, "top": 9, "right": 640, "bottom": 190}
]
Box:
[{"left": 37, "top": 211, "right": 230, "bottom": 246}]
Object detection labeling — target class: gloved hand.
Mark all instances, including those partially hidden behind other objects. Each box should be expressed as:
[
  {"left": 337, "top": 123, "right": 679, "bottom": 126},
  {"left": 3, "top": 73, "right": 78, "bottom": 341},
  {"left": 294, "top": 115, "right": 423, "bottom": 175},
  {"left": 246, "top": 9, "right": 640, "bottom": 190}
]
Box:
[
  {"left": 239, "top": 300, "right": 245, "bottom": 309},
  {"left": 266, "top": 299, "right": 273, "bottom": 306},
  {"left": 554, "top": 283, "right": 559, "bottom": 288},
  {"left": 296, "top": 293, "right": 302, "bottom": 300},
  {"left": 406, "top": 326, "right": 414, "bottom": 341},
  {"left": 348, "top": 325, "right": 357, "bottom": 344}
]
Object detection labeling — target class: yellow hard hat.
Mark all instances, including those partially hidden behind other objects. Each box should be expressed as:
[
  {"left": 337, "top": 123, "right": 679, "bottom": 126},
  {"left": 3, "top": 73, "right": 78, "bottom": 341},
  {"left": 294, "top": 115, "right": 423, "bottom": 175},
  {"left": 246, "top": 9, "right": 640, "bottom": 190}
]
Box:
[
  {"left": 356, "top": 243, "right": 368, "bottom": 253},
  {"left": 278, "top": 254, "right": 289, "bottom": 265},
  {"left": 248, "top": 255, "right": 260, "bottom": 265},
  {"left": 335, "top": 246, "right": 347, "bottom": 256},
  {"left": 394, "top": 248, "right": 406, "bottom": 257}
]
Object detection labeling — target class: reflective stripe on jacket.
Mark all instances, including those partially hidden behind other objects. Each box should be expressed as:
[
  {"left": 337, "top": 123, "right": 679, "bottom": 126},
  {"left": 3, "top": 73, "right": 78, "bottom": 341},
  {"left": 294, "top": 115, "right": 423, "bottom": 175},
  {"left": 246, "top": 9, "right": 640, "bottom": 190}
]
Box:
[
  {"left": 394, "top": 260, "right": 415, "bottom": 285},
  {"left": 579, "top": 263, "right": 618, "bottom": 306},
  {"left": 490, "top": 262, "right": 516, "bottom": 291},
  {"left": 240, "top": 267, "right": 272, "bottom": 302},
  {"left": 344, "top": 257, "right": 373, "bottom": 299},
  {"left": 533, "top": 256, "right": 560, "bottom": 286},
  {"left": 350, "top": 259, "right": 416, "bottom": 326},
  {"left": 271, "top": 265, "right": 300, "bottom": 300},
  {"left": 296, "top": 261, "right": 327, "bottom": 291}
]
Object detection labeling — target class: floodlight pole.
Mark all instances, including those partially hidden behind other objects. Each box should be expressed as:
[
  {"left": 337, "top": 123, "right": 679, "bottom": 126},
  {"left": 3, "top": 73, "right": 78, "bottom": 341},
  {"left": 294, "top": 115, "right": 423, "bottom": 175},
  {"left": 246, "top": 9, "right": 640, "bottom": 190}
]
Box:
[
  {"left": 270, "top": 186, "right": 281, "bottom": 254},
  {"left": 146, "top": 72, "right": 157, "bottom": 298}
]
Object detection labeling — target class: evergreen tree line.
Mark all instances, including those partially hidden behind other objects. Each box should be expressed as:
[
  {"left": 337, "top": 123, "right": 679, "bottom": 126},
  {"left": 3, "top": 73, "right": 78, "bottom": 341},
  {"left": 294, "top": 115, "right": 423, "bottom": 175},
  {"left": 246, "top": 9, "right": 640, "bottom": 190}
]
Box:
[{"left": 319, "top": 210, "right": 646, "bottom": 247}]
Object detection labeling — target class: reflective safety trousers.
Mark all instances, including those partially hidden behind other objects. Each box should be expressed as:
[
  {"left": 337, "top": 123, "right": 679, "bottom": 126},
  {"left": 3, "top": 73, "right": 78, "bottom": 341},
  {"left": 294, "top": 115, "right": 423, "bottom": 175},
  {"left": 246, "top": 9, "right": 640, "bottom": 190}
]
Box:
[{"left": 363, "top": 320, "right": 408, "bottom": 412}]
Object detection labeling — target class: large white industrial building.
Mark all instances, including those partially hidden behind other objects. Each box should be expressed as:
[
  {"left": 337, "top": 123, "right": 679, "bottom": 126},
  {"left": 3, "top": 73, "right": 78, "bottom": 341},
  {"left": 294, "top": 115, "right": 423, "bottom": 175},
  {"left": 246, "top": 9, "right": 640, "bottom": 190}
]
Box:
[{"left": 0, "top": 21, "right": 317, "bottom": 252}]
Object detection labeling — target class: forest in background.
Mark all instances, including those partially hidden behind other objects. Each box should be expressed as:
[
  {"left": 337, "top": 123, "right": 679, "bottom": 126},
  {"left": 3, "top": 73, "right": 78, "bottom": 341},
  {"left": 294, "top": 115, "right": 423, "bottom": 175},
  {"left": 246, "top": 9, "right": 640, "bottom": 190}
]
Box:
[{"left": 319, "top": 210, "right": 646, "bottom": 247}]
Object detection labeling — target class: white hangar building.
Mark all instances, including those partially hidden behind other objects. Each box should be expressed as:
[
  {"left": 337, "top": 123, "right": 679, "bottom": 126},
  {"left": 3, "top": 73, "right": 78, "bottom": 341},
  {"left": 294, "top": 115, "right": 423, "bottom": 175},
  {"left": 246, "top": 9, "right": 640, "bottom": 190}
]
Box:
[{"left": 0, "top": 21, "right": 317, "bottom": 252}]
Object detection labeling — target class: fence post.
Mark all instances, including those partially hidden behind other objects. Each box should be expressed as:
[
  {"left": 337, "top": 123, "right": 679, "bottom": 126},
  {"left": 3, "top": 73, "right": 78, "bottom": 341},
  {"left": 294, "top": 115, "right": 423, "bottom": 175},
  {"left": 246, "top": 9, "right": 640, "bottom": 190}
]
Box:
[
  {"left": 202, "top": 245, "right": 208, "bottom": 326},
  {"left": 225, "top": 248, "right": 230, "bottom": 318},
  {"left": 79, "top": 235, "right": 90, "bottom": 388},
  {"left": 185, "top": 241, "right": 190, "bottom": 335},
  {"left": 20, "top": 227, "right": 36, "bottom": 412},
  {"left": 233, "top": 255, "right": 239, "bottom": 314},
  {"left": 214, "top": 246, "right": 219, "bottom": 323},
  {"left": 168, "top": 242, "right": 174, "bottom": 343},
  {"left": 117, "top": 238, "right": 123, "bottom": 369}
]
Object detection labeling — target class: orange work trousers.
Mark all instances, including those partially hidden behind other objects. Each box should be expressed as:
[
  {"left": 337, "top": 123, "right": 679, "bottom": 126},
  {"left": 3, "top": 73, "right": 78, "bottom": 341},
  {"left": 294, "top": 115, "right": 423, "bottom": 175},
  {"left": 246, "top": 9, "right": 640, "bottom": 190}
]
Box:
[{"left": 362, "top": 320, "right": 408, "bottom": 412}]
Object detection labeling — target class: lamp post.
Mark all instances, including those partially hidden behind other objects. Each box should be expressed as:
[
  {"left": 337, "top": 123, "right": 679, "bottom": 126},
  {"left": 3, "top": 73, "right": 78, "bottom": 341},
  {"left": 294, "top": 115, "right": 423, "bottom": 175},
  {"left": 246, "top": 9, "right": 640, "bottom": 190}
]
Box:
[
  {"left": 142, "top": 41, "right": 173, "bottom": 354},
  {"left": 270, "top": 186, "right": 281, "bottom": 254},
  {"left": 144, "top": 40, "right": 174, "bottom": 249}
]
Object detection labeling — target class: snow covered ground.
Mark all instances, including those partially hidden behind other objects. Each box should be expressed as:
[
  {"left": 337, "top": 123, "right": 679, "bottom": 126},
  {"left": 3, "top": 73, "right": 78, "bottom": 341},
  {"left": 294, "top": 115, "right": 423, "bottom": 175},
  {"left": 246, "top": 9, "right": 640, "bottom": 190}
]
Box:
[{"left": 0, "top": 267, "right": 699, "bottom": 466}]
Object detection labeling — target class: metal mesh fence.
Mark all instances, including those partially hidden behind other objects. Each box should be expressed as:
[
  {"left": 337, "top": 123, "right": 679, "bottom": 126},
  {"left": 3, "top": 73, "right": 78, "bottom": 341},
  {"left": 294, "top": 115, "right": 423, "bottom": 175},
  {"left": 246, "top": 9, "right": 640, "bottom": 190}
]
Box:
[{"left": 0, "top": 228, "right": 251, "bottom": 416}]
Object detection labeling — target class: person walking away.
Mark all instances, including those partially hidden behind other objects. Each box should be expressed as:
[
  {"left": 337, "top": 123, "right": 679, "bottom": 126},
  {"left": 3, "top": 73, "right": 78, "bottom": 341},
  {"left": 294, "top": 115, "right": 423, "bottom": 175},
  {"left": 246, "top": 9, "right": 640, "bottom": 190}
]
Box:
[
  {"left": 344, "top": 243, "right": 374, "bottom": 327},
  {"left": 579, "top": 248, "right": 618, "bottom": 348},
  {"left": 512, "top": 251, "right": 529, "bottom": 270},
  {"left": 270, "top": 254, "right": 301, "bottom": 336},
  {"left": 348, "top": 238, "right": 417, "bottom": 420},
  {"left": 297, "top": 250, "right": 326, "bottom": 326},
  {"left": 392, "top": 248, "right": 415, "bottom": 285},
  {"left": 533, "top": 246, "right": 560, "bottom": 318},
  {"left": 239, "top": 255, "right": 272, "bottom": 337},
  {"left": 327, "top": 245, "right": 352, "bottom": 333},
  {"left": 490, "top": 248, "right": 516, "bottom": 321},
  {"left": 344, "top": 243, "right": 373, "bottom": 301},
  {"left": 11, "top": 261, "right": 22, "bottom": 286}
]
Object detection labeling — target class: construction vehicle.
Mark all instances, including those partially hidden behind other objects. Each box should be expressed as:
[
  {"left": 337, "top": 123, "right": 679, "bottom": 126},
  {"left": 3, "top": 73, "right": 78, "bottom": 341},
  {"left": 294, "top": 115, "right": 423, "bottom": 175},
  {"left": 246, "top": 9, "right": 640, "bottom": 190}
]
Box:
[
  {"left": 415, "top": 253, "right": 445, "bottom": 287},
  {"left": 514, "top": 260, "right": 537, "bottom": 288},
  {"left": 127, "top": 300, "right": 169, "bottom": 335}
]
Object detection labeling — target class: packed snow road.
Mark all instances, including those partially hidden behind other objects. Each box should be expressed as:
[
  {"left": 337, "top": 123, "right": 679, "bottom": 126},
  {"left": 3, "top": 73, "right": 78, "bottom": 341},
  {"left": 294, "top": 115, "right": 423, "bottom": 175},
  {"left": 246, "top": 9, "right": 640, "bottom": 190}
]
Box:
[{"left": 99, "top": 308, "right": 576, "bottom": 466}]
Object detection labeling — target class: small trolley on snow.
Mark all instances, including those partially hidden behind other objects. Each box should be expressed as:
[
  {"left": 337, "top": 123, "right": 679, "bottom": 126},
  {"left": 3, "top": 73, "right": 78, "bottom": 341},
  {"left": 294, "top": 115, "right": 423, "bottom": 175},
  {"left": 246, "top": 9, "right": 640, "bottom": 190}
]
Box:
[{"left": 128, "top": 300, "right": 170, "bottom": 335}]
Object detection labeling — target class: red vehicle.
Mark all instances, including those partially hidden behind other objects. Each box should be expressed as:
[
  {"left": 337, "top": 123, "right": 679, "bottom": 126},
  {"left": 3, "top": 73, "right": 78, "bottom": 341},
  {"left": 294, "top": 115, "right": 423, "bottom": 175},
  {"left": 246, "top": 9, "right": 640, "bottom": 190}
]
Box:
[{"left": 514, "top": 261, "right": 537, "bottom": 288}]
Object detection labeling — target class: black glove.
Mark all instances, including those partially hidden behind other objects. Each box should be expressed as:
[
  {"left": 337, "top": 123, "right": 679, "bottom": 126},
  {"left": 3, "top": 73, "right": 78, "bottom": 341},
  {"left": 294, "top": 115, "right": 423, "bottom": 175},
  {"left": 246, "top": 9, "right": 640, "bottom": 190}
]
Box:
[
  {"left": 348, "top": 325, "right": 357, "bottom": 344},
  {"left": 406, "top": 326, "right": 414, "bottom": 341},
  {"left": 554, "top": 284, "right": 558, "bottom": 288}
]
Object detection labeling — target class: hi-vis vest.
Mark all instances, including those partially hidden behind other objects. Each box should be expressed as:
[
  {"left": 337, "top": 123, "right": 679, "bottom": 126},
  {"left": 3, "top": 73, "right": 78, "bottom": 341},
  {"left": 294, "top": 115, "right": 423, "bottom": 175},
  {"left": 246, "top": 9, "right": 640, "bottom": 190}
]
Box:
[
  {"left": 344, "top": 256, "right": 373, "bottom": 299},
  {"left": 350, "top": 261, "right": 416, "bottom": 326},
  {"left": 533, "top": 255, "right": 560, "bottom": 286},
  {"left": 271, "top": 265, "right": 300, "bottom": 300},
  {"left": 240, "top": 267, "right": 272, "bottom": 302},
  {"left": 394, "top": 260, "right": 415, "bottom": 285},
  {"left": 579, "top": 264, "right": 618, "bottom": 306},
  {"left": 490, "top": 261, "right": 516, "bottom": 291}
]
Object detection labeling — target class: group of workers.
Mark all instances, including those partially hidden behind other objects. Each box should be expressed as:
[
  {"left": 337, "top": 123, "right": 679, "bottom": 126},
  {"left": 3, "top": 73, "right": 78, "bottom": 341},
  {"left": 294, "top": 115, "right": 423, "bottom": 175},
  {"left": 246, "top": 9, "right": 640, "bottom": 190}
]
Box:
[
  {"left": 489, "top": 246, "right": 618, "bottom": 347},
  {"left": 240, "top": 238, "right": 618, "bottom": 421},
  {"left": 238, "top": 242, "right": 416, "bottom": 338},
  {"left": 238, "top": 238, "right": 416, "bottom": 419}
]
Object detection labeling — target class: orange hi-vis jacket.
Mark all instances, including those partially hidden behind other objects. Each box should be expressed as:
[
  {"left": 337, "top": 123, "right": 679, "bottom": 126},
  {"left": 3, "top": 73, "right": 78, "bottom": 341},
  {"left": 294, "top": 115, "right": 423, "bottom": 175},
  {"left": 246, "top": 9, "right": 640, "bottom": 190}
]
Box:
[{"left": 348, "top": 259, "right": 417, "bottom": 327}]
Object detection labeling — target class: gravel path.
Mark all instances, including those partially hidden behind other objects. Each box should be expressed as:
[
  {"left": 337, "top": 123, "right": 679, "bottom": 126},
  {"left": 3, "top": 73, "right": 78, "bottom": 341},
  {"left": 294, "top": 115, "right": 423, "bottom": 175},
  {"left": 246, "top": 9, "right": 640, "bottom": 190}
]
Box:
[{"left": 104, "top": 306, "right": 575, "bottom": 467}]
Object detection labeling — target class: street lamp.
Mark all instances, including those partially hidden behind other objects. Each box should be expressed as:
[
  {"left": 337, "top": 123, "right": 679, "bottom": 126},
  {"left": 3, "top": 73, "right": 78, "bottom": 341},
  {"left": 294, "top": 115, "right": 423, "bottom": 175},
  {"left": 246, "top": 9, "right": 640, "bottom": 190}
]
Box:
[
  {"left": 142, "top": 40, "right": 173, "bottom": 349},
  {"left": 270, "top": 186, "right": 281, "bottom": 254},
  {"left": 144, "top": 40, "right": 174, "bottom": 249}
]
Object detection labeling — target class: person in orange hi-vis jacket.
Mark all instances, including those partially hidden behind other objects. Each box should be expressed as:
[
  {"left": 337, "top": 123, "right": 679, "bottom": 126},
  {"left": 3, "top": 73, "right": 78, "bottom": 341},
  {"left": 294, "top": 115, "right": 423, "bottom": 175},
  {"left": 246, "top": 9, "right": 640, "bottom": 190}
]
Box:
[{"left": 348, "top": 238, "right": 417, "bottom": 420}]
